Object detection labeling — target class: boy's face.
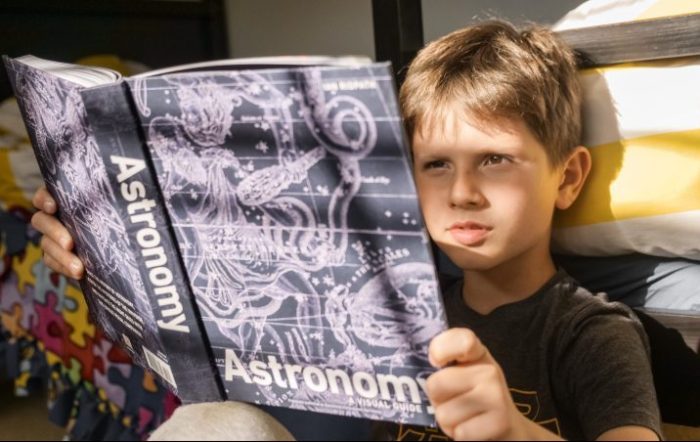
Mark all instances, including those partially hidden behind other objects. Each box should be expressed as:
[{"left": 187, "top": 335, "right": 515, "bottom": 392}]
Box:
[{"left": 412, "top": 111, "right": 563, "bottom": 272}]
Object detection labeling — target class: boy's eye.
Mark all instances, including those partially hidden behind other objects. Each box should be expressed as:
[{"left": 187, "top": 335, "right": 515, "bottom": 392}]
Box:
[
  {"left": 482, "top": 154, "right": 508, "bottom": 166},
  {"left": 423, "top": 160, "right": 448, "bottom": 170}
]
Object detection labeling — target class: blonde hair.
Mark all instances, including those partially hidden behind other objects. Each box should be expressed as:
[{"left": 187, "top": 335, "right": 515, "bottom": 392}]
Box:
[{"left": 400, "top": 21, "right": 581, "bottom": 165}]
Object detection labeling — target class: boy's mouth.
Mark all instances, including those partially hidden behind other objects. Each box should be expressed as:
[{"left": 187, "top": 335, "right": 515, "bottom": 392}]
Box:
[{"left": 447, "top": 221, "right": 491, "bottom": 246}]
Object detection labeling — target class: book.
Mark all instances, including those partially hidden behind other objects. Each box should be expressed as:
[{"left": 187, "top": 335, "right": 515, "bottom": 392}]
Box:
[{"left": 4, "top": 54, "right": 448, "bottom": 425}]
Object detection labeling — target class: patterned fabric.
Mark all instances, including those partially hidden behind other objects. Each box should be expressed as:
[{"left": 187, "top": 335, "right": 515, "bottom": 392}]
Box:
[
  {"left": 0, "top": 96, "right": 178, "bottom": 440},
  {"left": 551, "top": 0, "right": 700, "bottom": 260}
]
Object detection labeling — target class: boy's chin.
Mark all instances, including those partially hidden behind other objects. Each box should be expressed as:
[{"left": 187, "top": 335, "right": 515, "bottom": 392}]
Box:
[{"left": 438, "top": 242, "right": 499, "bottom": 272}]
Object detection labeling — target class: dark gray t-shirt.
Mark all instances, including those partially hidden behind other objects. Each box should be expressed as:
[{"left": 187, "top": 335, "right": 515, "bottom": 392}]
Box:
[{"left": 384, "top": 270, "right": 662, "bottom": 441}]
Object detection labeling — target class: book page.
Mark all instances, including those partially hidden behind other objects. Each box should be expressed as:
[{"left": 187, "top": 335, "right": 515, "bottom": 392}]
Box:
[
  {"left": 15, "top": 55, "right": 120, "bottom": 87},
  {"left": 133, "top": 55, "right": 372, "bottom": 78}
]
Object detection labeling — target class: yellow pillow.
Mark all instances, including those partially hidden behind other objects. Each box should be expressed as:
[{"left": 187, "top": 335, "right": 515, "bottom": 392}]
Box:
[
  {"left": 552, "top": 0, "right": 700, "bottom": 260},
  {"left": 0, "top": 98, "right": 41, "bottom": 211}
]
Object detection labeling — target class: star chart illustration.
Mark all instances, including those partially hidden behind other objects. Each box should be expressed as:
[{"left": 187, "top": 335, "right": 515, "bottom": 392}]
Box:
[{"left": 130, "top": 64, "right": 447, "bottom": 423}]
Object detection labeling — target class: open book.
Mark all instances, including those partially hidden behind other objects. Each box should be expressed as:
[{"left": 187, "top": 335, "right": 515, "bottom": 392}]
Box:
[{"left": 3, "top": 54, "right": 447, "bottom": 425}]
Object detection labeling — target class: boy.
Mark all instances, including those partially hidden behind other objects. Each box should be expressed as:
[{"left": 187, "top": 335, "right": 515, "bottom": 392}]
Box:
[
  {"left": 31, "top": 21, "right": 661, "bottom": 440},
  {"left": 387, "top": 21, "right": 660, "bottom": 440}
]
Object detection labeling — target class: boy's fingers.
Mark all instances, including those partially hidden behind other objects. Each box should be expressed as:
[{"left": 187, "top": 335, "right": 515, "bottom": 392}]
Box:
[
  {"left": 32, "top": 186, "right": 56, "bottom": 214},
  {"left": 432, "top": 389, "right": 485, "bottom": 435},
  {"left": 43, "top": 252, "right": 71, "bottom": 277},
  {"left": 40, "top": 236, "right": 84, "bottom": 279},
  {"left": 31, "top": 211, "right": 73, "bottom": 249},
  {"left": 429, "top": 328, "right": 487, "bottom": 367},
  {"left": 425, "top": 364, "right": 483, "bottom": 404}
]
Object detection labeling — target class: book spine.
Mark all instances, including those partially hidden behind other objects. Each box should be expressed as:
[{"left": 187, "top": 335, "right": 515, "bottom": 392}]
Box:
[{"left": 80, "top": 82, "right": 223, "bottom": 402}]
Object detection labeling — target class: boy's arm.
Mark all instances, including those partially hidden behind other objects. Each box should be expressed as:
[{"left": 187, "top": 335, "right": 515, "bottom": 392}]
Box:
[
  {"left": 597, "top": 426, "right": 658, "bottom": 441},
  {"left": 31, "top": 186, "right": 84, "bottom": 279}
]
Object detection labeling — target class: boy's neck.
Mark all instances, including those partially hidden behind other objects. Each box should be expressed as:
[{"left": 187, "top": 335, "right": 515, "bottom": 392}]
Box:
[{"left": 461, "top": 248, "right": 557, "bottom": 315}]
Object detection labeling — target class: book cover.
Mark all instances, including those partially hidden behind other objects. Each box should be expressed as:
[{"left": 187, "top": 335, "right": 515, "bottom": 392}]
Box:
[
  {"left": 127, "top": 63, "right": 447, "bottom": 424},
  {"left": 5, "top": 55, "right": 448, "bottom": 425}
]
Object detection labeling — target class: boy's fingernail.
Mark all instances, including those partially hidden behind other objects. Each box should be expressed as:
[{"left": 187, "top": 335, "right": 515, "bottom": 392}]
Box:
[
  {"left": 71, "top": 260, "right": 82, "bottom": 274},
  {"left": 44, "top": 200, "right": 55, "bottom": 211}
]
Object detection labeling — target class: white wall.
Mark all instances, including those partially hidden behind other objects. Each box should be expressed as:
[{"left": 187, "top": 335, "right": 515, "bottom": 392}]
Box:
[
  {"left": 224, "top": 0, "right": 375, "bottom": 59},
  {"left": 421, "top": 0, "right": 587, "bottom": 42},
  {"left": 223, "top": 0, "right": 588, "bottom": 59}
]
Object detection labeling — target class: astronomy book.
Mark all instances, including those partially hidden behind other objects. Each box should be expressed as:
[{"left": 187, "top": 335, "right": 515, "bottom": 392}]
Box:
[{"left": 4, "top": 54, "right": 447, "bottom": 425}]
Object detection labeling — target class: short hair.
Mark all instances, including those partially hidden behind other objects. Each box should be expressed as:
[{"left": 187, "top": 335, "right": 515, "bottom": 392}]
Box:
[{"left": 400, "top": 20, "right": 581, "bottom": 165}]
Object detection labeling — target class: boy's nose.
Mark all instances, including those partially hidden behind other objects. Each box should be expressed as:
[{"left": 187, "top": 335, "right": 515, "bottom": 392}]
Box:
[{"left": 448, "top": 173, "right": 485, "bottom": 208}]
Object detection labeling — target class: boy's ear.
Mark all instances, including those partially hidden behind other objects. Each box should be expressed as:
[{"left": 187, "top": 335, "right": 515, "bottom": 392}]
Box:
[{"left": 556, "top": 146, "right": 592, "bottom": 210}]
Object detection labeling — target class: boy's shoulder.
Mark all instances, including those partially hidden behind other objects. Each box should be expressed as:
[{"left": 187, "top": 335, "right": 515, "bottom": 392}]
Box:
[
  {"left": 546, "top": 270, "right": 638, "bottom": 323},
  {"left": 535, "top": 270, "right": 649, "bottom": 357}
]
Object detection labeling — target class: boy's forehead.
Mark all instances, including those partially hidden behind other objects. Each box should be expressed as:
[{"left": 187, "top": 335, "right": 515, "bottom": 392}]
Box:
[
  {"left": 410, "top": 110, "right": 556, "bottom": 167},
  {"left": 412, "top": 109, "right": 522, "bottom": 148}
]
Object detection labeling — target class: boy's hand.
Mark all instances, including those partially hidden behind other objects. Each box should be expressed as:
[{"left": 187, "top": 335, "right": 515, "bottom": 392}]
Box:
[
  {"left": 426, "top": 328, "right": 533, "bottom": 441},
  {"left": 31, "top": 186, "right": 84, "bottom": 279}
]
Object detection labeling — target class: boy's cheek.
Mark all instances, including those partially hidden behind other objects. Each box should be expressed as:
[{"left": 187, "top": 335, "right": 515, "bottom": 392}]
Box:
[
  {"left": 415, "top": 202, "right": 438, "bottom": 234},
  {"left": 420, "top": 216, "right": 443, "bottom": 244},
  {"left": 415, "top": 188, "right": 443, "bottom": 223}
]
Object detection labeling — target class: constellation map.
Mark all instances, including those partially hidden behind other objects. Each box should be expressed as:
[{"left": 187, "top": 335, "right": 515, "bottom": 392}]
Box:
[{"left": 130, "top": 63, "right": 447, "bottom": 424}]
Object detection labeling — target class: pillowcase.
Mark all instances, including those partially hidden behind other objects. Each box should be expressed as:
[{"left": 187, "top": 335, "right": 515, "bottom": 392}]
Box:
[
  {"left": 553, "top": 253, "right": 700, "bottom": 313},
  {"left": 551, "top": 0, "right": 700, "bottom": 260}
]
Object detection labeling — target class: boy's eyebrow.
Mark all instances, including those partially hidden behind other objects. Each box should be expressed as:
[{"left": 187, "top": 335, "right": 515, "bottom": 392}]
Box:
[
  {"left": 414, "top": 142, "right": 523, "bottom": 156},
  {"left": 411, "top": 152, "right": 446, "bottom": 160}
]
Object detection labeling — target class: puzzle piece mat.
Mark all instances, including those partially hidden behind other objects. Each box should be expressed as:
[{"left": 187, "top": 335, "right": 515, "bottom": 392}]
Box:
[{"left": 1, "top": 208, "right": 179, "bottom": 440}]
